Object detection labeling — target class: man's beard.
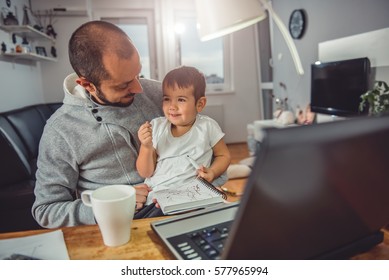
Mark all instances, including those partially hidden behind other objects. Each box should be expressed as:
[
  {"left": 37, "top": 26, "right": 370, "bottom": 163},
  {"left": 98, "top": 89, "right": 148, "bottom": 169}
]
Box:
[{"left": 94, "top": 87, "right": 136, "bottom": 107}]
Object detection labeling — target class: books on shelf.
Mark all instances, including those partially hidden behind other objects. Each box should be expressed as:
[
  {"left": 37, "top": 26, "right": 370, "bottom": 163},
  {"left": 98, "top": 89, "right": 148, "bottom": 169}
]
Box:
[{"left": 153, "top": 177, "right": 227, "bottom": 215}]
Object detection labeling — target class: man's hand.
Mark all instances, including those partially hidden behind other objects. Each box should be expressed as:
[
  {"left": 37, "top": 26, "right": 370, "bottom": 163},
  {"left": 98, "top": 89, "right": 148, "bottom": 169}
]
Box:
[{"left": 134, "top": 184, "right": 152, "bottom": 210}]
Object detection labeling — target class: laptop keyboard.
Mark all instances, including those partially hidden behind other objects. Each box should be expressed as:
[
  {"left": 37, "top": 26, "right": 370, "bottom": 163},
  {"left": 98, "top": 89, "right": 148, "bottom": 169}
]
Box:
[{"left": 167, "top": 220, "right": 232, "bottom": 260}]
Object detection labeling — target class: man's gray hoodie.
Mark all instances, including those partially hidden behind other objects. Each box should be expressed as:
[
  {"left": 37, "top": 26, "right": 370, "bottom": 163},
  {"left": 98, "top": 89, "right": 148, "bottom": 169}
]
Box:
[{"left": 32, "top": 73, "right": 163, "bottom": 228}]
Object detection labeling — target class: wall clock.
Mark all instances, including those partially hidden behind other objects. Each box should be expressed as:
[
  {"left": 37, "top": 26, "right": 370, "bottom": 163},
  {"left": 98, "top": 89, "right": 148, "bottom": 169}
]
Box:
[{"left": 289, "top": 9, "right": 306, "bottom": 39}]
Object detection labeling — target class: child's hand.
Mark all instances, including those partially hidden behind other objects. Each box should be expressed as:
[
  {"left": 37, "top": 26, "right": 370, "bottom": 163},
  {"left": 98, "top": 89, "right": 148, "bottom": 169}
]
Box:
[
  {"left": 138, "top": 121, "right": 153, "bottom": 147},
  {"left": 197, "top": 165, "right": 216, "bottom": 183},
  {"left": 152, "top": 198, "right": 161, "bottom": 209}
]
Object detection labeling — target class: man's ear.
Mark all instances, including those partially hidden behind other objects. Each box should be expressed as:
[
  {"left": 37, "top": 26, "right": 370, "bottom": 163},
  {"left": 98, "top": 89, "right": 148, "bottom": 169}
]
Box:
[
  {"left": 76, "top": 77, "right": 96, "bottom": 94},
  {"left": 196, "top": 97, "right": 207, "bottom": 113}
]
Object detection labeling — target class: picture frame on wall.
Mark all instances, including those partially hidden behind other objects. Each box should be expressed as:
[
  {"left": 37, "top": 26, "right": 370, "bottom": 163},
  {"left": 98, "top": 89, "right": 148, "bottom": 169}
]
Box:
[{"left": 35, "top": 46, "right": 47, "bottom": 57}]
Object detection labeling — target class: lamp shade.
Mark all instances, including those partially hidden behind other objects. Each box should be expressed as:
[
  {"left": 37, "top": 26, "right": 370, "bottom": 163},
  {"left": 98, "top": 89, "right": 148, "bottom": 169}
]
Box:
[
  {"left": 196, "top": 0, "right": 304, "bottom": 75},
  {"left": 196, "top": 0, "right": 267, "bottom": 41}
]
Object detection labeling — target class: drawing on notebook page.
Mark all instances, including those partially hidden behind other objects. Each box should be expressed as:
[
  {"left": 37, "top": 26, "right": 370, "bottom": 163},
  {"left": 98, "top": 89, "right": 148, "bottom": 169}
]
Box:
[
  {"left": 162, "top": 182, "right": 216, "bottom": 204},
  {"left": 153, "top": 178, "right": 226, "bottom": 215}
]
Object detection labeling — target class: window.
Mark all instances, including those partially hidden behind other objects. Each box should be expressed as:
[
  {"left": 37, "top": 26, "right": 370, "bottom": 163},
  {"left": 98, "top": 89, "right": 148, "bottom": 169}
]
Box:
[
  {"left": 116, "top": 22, "right": 151, "bottom": 79},
  {"left": 102, "top": 10, "right": 157, "bottom": 80},
  {"left": 175, "top": 16, "right": 231, "bottom": 93}
]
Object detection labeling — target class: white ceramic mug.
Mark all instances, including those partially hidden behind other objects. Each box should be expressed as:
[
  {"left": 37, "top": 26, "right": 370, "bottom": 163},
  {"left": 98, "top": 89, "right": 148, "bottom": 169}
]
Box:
[{"left": 81, "top": 185, "right": 136, "bottom": 247}]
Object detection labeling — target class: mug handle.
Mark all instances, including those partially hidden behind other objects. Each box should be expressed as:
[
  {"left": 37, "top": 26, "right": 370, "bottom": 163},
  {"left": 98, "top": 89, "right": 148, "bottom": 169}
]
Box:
[{"left": 81, "top": 190, "right": 93, "bottom": 207}]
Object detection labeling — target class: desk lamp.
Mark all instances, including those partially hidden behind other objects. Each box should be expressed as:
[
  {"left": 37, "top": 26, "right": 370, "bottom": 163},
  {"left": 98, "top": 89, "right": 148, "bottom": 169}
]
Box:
[{"left": 195, "top": 0, "right": 304, "bottom": 75}]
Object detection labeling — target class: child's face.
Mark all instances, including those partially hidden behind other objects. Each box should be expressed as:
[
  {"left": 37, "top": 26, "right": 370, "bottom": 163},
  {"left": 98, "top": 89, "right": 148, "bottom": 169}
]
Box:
[{"left": 162, "top": 84, "right": 204, "bottom": 128}]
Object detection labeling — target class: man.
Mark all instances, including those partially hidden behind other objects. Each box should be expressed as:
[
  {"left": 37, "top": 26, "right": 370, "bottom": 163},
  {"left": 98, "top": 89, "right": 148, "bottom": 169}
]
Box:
[{"left": 32, "top": 21, "right": 164, "bottom": 228}]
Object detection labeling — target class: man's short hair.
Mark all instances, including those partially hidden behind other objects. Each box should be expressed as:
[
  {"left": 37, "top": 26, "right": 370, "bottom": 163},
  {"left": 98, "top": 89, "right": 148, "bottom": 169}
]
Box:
[{"left": 68, "top": 20, "right": 136, "bottom": 86}]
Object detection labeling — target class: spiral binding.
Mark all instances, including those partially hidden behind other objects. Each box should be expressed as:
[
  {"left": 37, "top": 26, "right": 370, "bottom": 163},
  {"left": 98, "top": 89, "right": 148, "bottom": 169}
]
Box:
[{"left": 197, "top": 177, "right": 227, "bottom": 200}]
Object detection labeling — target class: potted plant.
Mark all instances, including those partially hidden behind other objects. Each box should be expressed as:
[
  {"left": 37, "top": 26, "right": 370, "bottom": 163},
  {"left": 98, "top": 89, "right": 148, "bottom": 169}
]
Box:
[{"left": 359, "top": 80, "right": 389, "bottom": 115}]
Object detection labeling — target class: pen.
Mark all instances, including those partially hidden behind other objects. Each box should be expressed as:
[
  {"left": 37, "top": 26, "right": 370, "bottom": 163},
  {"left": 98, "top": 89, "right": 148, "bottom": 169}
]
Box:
[{"left": 186, "top": 155, "right": 200, "bottom": 169}]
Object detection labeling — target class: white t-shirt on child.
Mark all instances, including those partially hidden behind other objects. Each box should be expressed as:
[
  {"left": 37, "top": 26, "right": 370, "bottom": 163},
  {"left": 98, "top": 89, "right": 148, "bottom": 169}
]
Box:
[{"left": 144, "top": 114, "right": 225, "bottom": 204}]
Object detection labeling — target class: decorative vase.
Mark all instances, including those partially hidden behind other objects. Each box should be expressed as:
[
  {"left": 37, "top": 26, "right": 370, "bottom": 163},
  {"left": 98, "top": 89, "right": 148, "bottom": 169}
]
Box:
[{"left": 3, "top": 12, "right": 18, "bottom": 25}]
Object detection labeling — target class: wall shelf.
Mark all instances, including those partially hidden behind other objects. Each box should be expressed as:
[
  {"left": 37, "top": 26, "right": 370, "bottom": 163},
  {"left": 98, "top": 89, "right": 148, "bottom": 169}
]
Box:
[
  {"left": 0, "top": 25, "right": 57, "bottom": 63},
  {"left": 0, "top": 25, "right": 55, "bottom": 42},
  {"left": 1, "top": 52, "right": 57, "bottom": 62}
]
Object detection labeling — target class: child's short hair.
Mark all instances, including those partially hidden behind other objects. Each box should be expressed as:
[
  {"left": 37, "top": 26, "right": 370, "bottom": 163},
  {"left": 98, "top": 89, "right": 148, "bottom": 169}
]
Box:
[{"left": 162, "top": 66, "right": 206, "bottom": 101}]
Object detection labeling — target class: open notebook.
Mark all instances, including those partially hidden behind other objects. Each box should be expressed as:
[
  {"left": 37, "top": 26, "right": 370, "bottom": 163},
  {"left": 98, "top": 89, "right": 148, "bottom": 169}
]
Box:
[{"left": 153, "top": 177, "right": 227, "bottom": 215}]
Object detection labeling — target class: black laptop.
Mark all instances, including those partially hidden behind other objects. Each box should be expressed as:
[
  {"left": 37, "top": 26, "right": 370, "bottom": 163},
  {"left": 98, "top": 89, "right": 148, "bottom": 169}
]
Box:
[{"left": 151, "top": 114, "right": 389, "bottom": 259}]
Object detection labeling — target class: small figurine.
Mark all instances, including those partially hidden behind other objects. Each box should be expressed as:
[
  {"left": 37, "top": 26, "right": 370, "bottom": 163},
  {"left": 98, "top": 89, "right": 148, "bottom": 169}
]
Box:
[
  {"left": 21, "top": 37, "right": 29, "bottom": 45},
  {"left": 51, "top": 46, "right": 57, "bottom": 58},
  {"left": 22, "top": 5, "right": 30, "bottom": 25},
  {"left": 1, "top": 42, "right": 6, "bottom": 53},
  {"left": 46, "top": 24, "right": 57, "bottom": 39},
  {"left": 15, "top": 44, "right": 22, "bottom": 53},
  {"left": 3, "top": 11, "right": 18, "bottom": 25},
  {"left": 33, "top": 25, "right": 44, "bottom": 32}
]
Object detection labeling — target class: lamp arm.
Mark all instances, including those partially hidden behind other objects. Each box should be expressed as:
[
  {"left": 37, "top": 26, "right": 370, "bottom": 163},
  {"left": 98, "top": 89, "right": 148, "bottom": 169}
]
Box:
[{"left": 259, "top": 0, "right": 304, "bottom": 75}]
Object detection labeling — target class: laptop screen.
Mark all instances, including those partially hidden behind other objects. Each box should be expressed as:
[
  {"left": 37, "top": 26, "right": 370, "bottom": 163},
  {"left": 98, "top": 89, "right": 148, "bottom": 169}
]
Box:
[{"left": 223, "top": 114, "right": 389, "bottom": 259}]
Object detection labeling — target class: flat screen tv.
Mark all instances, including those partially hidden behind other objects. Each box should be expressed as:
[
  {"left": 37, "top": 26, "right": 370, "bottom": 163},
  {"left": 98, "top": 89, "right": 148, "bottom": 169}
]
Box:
[{"left": 310, "top": 57, "right": 371, "bottom": 117}]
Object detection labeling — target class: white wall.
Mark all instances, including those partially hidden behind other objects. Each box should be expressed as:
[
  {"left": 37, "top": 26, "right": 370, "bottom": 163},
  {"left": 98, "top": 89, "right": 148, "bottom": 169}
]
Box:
[{"left": 39, "top": 17, "right": 86, "bottom": 103}]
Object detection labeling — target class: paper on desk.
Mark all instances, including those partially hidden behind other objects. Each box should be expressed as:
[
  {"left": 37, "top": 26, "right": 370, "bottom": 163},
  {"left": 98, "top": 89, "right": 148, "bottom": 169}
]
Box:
[{"left": 0, "top": 230, "right": 69, "bottom": 260}]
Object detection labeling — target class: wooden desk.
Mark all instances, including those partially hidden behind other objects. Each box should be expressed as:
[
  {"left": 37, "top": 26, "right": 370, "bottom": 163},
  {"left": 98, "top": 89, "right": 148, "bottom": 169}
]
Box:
[
  {"left": 0, "top": 184, "right": 244, "bottom": 260},
  {"left": 0, "top": 216, "right": 172, "bottom": 260},
  {"left": 1, "top": 215, "right": 389, "bottom": 260}
]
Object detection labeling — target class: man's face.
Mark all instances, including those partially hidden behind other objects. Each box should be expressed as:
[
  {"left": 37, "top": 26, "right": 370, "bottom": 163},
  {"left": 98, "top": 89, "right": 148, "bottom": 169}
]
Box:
[{"left": 91, "top": 51, "right": 143, "bottom": 107}]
